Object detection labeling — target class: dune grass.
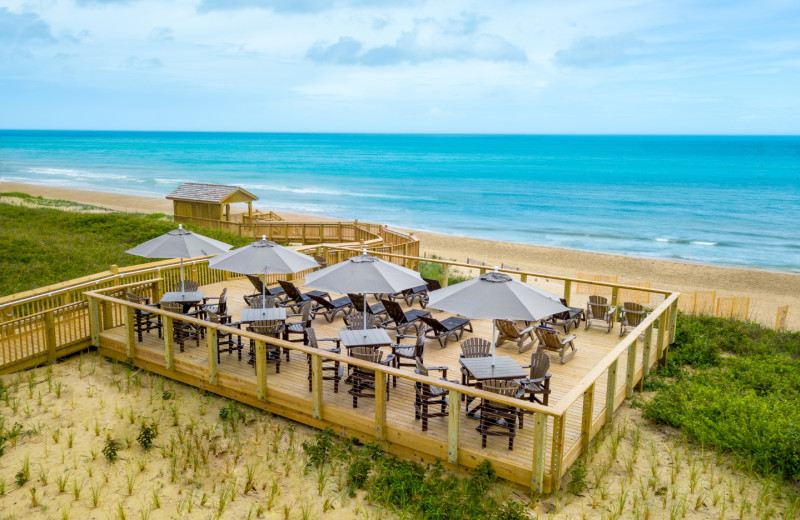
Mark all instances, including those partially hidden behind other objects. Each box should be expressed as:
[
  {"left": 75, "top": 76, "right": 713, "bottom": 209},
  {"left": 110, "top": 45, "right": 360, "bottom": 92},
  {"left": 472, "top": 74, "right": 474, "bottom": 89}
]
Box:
[
  {"left": 0, "top": 194, "right": 253, "bottom": 296},
  {"left": 643, "top": 314, "right": 800, "bottom": 484}
]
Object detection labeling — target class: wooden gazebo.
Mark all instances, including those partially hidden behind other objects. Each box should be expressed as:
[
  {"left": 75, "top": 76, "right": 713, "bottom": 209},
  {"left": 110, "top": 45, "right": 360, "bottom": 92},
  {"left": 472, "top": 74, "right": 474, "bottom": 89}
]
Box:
[{"left": 166, "top": 183, "right": 258, "bottom": 223}]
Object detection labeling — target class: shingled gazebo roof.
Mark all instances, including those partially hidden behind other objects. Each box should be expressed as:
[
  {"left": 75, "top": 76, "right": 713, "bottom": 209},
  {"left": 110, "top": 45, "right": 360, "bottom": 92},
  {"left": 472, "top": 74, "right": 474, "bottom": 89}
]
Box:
[{"left": 166, "top": 183, "right": 258, "bottom": 204}]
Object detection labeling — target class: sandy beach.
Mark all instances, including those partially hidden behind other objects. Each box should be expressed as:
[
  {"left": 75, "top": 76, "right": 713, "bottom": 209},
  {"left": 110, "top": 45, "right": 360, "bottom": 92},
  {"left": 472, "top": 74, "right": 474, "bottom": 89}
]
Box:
[{"left": 2, "top": 181, "right": 798, "bottom": 331}]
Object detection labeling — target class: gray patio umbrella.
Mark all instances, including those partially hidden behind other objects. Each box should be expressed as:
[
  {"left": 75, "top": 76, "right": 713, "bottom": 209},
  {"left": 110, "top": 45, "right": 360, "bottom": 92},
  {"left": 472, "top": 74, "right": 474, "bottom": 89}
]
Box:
[
  {"left": 427, "top": 268, "right": 567, "bottom": 365},
  {"left": 303, "top": 249, "right": 424, "bottom": 334},
  {"left": 207, "top": 236, "right": 319, "bottom": 301},
  {"left": 125, "top": 224, "right": 232, "bottom": 293}
]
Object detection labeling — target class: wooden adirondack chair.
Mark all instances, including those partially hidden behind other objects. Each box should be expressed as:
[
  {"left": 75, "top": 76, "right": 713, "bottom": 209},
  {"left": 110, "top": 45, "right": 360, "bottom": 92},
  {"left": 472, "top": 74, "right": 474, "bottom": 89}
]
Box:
[
  {"left": 534, "top": 326, "right": 578, "bottom": 364},
  {"left": 494, "top": 319, "right": 536, "bottom": 353},
  {"left": 619, "top": 302, "right": 646, "bottom": 337},
  {"left": 586, "top": 295, "right": 616, "bottom": 333}
]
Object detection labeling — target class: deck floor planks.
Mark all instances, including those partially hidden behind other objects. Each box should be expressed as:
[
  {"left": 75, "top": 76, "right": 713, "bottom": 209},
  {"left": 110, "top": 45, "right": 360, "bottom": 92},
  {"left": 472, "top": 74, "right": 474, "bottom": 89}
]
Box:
[{"left": 99, "top": 277, "right": 663, "bottom": 480}]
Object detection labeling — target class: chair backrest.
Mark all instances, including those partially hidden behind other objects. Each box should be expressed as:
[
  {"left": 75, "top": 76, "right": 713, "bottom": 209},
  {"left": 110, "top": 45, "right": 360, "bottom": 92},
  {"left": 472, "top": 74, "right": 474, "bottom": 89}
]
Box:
[
  {"left": 347, "top": 313, "right": 376, "bottom": 330},
  {"left": 460, "top": 338, "right": 491, "bottom": 358},
  {"left": 529, "top": 350, "right": 550, "bottom": 379},
  {"left": 380, "top": 299, "right": 406, "bottom": 324},
  {"left": 246, "top": 274, "right": 265, "bottom": 293},
  {"left": 206, "top": 310, "right": 222, "bottom": 325},
  {"left": 278, "top": 280, "right": 301, "bottom": 300},
  {"left": 559, "top": 298, "right": 569, "bottom": 306},
  {"left": 313, "top": 255, "right": 328, "bottom": 269},
  {"left": 249, "top": 320, "right": 283, "bottom": 335},
  {"left": 248, "top": 295, "right": 276, "bottom": 309},
  {"left": 299, "top": 301, "right": 313, "bottom": 323},
  {"left": 623, "top": 302, "right": 645, "bottom": 325},
  {"left": 482, "top": 379, "right": 519, "bottom": 398},
  {"left": 495, "top": 319, "right": 520, "bottom": 339},
  {"left": 423, "top": 278, "right": 442, "bottom": 291},
  {"left": 588, "top": 295, "right": 609, "bottom": 317},
  {"left": 350, "top": 346, "right": 383, "bottom": 364},
  {"left": 217, "top": 295, "right": 228, "bottom": 315},
  {"left": 414, "top": 357, "right": 429, "bottom": 376},
  {"left": 309, "top": 293, "right": 333, "bottom": 310},
  {"left": 418, "top": 315, "right": 443, "bottom": 332},
  {"left": 125, "top": 292, "right": 145, "bottom": 304},
  {"left": 161, "top": 302, "right": 183, "bottom": 314},
  {"left": 536, "top": 327, "right": 561, "bottom": 350},
  {"left": 306, "top": 327, "right": 320, "bottom": 349},
  {"left": 173, "top": 280, "right": 199, "bottom": 292},
  {"left": 347, "top": 293, "right": 366, "bottom": 310}
]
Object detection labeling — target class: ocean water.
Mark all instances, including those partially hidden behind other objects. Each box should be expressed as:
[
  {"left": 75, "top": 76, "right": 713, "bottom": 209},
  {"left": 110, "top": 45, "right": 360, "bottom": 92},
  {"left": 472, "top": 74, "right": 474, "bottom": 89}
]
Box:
[{"left": 1, "top": 130, "right": 799, "bottom": 273}]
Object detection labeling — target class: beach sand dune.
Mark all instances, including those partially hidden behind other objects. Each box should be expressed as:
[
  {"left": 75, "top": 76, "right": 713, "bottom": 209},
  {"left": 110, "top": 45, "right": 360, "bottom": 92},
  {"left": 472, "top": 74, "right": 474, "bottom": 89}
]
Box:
[{"left": 2, "top": 181, "right": 797, "bottom": 330}]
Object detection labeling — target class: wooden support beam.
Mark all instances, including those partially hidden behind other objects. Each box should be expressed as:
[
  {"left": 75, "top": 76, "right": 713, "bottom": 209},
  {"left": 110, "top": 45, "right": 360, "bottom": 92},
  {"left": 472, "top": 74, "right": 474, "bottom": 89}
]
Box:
[
  {"left": 374, "top": 372, "right": 387, "bottom": 440},
  {"left": 44, "top": 310, "right": 57, "bottom": 364},
  {"left": 255, "top": 339, "right": 267, "bottom": 400},
  {"left": 580, "top": 383, "right": 595, "bottom": 455},
  {"left": 531, "top": 412, "right": 548, "bottom": 496},
  {"left": 656, "top": 305, "right": 669, "bottom": 367},
  {"left": 639, "top": 325, "right": 653, "bottom": 391},
  {"left": 311, "top": 354, "right": 323, "bottom": 419},
  {"left": 124, "top": 306, "right": 135, "bottom": 359},
  {"left": 669, "top": 299, "right": 679, "bottom": 343},
  {"left": 163, "top": 316, "right": 174, "bottom": 370},
  {"left": 89, "top": 296, "right": 100, "bottom": 347},
  {"left": 625, "top": 340, "right": 637, "bottom": 398},
  {"left": 520, "top": 273, "right": 527, "bottom": 283},
  {"left": 563, "top": 280, "right": 572, "bottom": 306},
  {"left": 207, "top": 326, "right": 218, "bottom": 386},
  {"left": 448, "top": 389, "right": 460, "bottom": 464},
  {"left": 550, "top": 414, "right": 566, "bottom": 490},
  {"left": 605, "top": 359, "right": 618, "bottom": 424}
]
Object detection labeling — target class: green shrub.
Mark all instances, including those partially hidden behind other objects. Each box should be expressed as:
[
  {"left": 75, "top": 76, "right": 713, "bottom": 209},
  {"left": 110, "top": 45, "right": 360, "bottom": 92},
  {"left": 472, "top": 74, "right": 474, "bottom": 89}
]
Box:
[
  {"left": 103, "top": 436, "right": 121, "bottom": 462},
  {"left": 137, "top": 419, "right": 158, "bottom": 451},
  {"left": 301, "top": 427, "right": 335, "bottom": 468}
]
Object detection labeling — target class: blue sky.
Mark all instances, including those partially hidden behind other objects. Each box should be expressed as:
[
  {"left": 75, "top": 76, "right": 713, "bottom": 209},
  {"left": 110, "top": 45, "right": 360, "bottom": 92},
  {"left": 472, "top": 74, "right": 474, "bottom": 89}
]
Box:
[{"left": 1, "top": 0, "right": 798, "bottom": 133}]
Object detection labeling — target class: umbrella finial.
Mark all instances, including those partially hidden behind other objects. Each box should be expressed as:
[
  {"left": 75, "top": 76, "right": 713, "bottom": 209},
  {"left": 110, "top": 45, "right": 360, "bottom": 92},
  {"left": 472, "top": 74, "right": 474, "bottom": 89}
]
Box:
[
  {"left": 362, "top": 248, "right": 368, "bottom": 255},
  {"left": 493, "top": 265, "right": 499, "bottom": 272},
  {"left": 262, "top": 235, "right": 267, "bottom": 241},
  {"left": 178, "top": 224, "right": 183, "bottom": 230}
]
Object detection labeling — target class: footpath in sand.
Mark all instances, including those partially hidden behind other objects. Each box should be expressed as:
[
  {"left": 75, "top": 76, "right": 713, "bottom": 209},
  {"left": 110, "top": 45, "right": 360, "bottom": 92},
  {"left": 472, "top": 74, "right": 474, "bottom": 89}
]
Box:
[{"left": 2, "top": 181, "right": 798, "bottom": 331}]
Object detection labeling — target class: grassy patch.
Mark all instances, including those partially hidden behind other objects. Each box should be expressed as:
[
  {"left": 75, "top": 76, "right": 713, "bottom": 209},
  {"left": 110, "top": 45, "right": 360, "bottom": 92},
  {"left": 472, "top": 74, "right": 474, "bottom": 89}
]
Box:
[
  {"left": 419, "top": 255, "right": 470, "bottom": 286},
  {"left": 0, "top": 198, "right": 253, "bottom": 296},
  {"left": 643, "top": 314, "right": 800, "bottom": 483}
]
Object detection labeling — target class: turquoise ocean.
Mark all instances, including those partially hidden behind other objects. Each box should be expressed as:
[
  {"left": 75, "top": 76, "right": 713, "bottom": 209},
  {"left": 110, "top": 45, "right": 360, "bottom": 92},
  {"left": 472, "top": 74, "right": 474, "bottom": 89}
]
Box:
[{"left": 1, "top": 130, "right": 798, "bottom": 273}]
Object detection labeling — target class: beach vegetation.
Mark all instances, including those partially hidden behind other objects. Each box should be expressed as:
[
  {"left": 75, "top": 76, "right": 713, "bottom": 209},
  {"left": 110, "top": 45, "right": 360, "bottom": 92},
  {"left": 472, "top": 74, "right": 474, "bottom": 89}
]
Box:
[
  {"left": 136, "top": 419, "right": 158, "bottom": 451},
  {"left": 102, "top": 435, "right": 121, "bottom": 462},
  {"left": 419, "top": 256, "right": 470, "bottom": 286}
]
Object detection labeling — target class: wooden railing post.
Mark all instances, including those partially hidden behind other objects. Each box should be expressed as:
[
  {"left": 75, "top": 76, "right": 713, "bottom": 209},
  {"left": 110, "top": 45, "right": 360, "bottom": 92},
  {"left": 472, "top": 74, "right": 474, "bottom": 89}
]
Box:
[
  {"left": 657, "top": 306, "right": 669, "bottom": 367},
  {"left": 531, "top": 412, "right": 548, "bottom": 495},
  {"left": 89, "top": 296, "right": 100, "bottom": 347},
  {"left": 207, "top": 326, "right": 218, "bottom": 385},
  {"left": 520, "top": 273, "right": 527, "bottom": 283},
  {"left": 580, "top": 383, "right": 595, "bottom": 454},
  {"left": 625, "top": 341, "right": 637, "bottom": 398},
  {"left": 448, "top": 389, "right": 460, "bottom": 464},
  {"left": 374, "top": 371, "right": 387, "bottom": 440},
  {"left": 44, "top": 310, "right": 57, "bottom": 364},
  {"left": 255, "top": 339, "right": 267, "bottom": 400},
  {"left": 101, "top": 299, "right": 113, "bottom": 331},
  {"left": 605, "top": 359, "right": 618, "bottom": 424},
  {"left": 402, "top": 244, "right": 409, "bottom": 268},
  {"left": 639, "top": 325, "right": 653, "bottom": 390},
  {"left": 124, "top": 306, "right": 135, "bottom": 359},
  {"left": 563, "top": 280, "right": 572, "bottom": 306},
  {"left": 669, "top": 299, "right": 679, "bottom": 343},
  {"left": 441, "top": 264, "right": 450, "bottom": 288},
  {"left": 163, "top": 316, "right": 174, "bottom": 370},
  {"left": 550, "top": 414, "right": 566, "bottom": 491},
  {"left": 311, "top": 354, "right": 323, "bottom": 419}
]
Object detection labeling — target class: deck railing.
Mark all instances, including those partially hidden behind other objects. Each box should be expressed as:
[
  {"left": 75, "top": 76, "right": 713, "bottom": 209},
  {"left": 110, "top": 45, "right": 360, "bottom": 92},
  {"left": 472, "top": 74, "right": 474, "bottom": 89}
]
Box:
[{"left": 0, "top": 243, "right": 677, "bottom": 495}]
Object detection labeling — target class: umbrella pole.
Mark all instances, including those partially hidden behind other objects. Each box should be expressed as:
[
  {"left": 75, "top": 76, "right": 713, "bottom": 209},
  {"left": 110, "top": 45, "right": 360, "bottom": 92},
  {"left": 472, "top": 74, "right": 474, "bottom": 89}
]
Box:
[
  {"left": 363, "top": 293, "right": 367, "bottom": 336},
  {"left": 262, "top": 272, "right": 267, "bottom": 304},
  {"left": 180, "top": 257, "right": 185, "bottom": 293},
  {"left": 491, "top": 320, "right": 496, "bottom": 366}
]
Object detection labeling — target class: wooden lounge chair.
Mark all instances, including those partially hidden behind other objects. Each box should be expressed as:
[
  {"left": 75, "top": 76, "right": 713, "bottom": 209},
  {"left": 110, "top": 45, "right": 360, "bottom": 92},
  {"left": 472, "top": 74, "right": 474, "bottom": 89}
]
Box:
[
  {"left": 247, "top": 320, "right": 284, "bottom": 373},
  {"left": 534, "top": 326, "right": 578, "bottom": 364},
  {"left": 125, "top": 292, "right": 162, "bottom": 342},
  {"left": 244, "top": 274, "right": 285, "bottom": 304},
  {"left": 418, "top": 278, "right": 442, "bottom": 308},
  {"left": 277, "top": 280, "right": 330, "bottom": 313},
  {"left": 306, "top": 328, "right": 343, "bottom": 393},
  {"left": 160, "top": 302, "right": 200, "bottom": 352},
  {"left": 347, "top": 347, "right": 394, "bottom": 409},
  {"left": 514, "top": 350, "right": 552, "bottom": 428},
  {"left": 541, "top": 298, "right": 585, "bottom": 333},
  {"left": 477, "top": 379, "right": 519, "bottom": 450},
  {"left": 308, "top": 293, "right": 353, "bottom": 323},
  {"left": 379, "top": 299, "right": 431, "bottom": 335},
  {"left": 414, "top": 358, "right": 457, "bottom": 432},
  {"left": 418, "top": 315, "right": 472, "bottom": 348},
  {"left": 619, "top": 302, "right": 646, "bottom": 337},
  {"left": 389, "top": 283, "right": 429, "bottom": 307},
  {"left": 206, "top": 310, "right": 243, "bottom": 363},
  {"left": 494, "top": 319, "right": 536, "bottom": 353},
  {"left": 285, "top": 301, "right": 313, "bottom": 345},
  {"left": 346, "top": 293, "right": 387, "bottom": 322},
  {"left": 586, "top": 295, "right": 616, "bottom": 333},
  {"left": 201, "top": 288, "right": 227, "bottom": 316}
]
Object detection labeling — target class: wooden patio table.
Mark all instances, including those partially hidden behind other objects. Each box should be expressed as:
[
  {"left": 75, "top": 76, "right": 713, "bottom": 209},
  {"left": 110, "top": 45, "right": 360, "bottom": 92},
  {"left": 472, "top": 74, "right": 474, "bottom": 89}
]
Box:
[
  {"left": 160, "top": 291, "right": 205, "bottom": 313},
  {"left": 240, "top": 308, "right": 287, "bottom": 324},
  {"left": 459, "top": 356, "right": 527, "bottom": 419}
]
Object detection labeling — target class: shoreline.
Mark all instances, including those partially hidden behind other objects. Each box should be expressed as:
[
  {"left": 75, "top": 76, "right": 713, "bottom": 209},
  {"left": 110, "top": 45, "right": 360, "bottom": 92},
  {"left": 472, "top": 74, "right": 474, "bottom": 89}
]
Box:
[{"left": 2, "top": 181, "right": 798, "bottom": 330}]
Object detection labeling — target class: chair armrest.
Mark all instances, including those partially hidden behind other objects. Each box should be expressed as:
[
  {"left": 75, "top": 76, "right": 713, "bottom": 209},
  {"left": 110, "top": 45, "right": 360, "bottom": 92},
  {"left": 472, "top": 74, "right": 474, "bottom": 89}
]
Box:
[
  {"left": 380, "top": 354, "right": 396, "bottom": 365},
  {"left": 518, "top": 376, "right": 549, "bottom": 385},
  {"left": 317, "top": 338, "right": 342, "bottom": 347},
  {"left": 561, "top": 334, "right": 577, "bottom": 344},
  {"left": 427, "top": 365, "right": 448, "bottom": 372},
  {"left": 519, "top": 325, "right": 536, "bottom": 335}
]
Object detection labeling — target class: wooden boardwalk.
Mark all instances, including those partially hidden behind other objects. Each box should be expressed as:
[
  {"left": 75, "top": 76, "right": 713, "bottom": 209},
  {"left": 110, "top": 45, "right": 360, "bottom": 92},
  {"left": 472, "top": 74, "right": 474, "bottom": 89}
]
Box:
[{"left": 98, "top": 277, "right": 665, "bottom": 489}]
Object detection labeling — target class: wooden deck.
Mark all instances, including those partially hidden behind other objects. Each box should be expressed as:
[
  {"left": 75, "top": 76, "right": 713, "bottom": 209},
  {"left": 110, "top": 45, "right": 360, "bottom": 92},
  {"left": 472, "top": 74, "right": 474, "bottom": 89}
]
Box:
[{"left": 97, "top": 277, "right": 666, "bottom": 490}]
